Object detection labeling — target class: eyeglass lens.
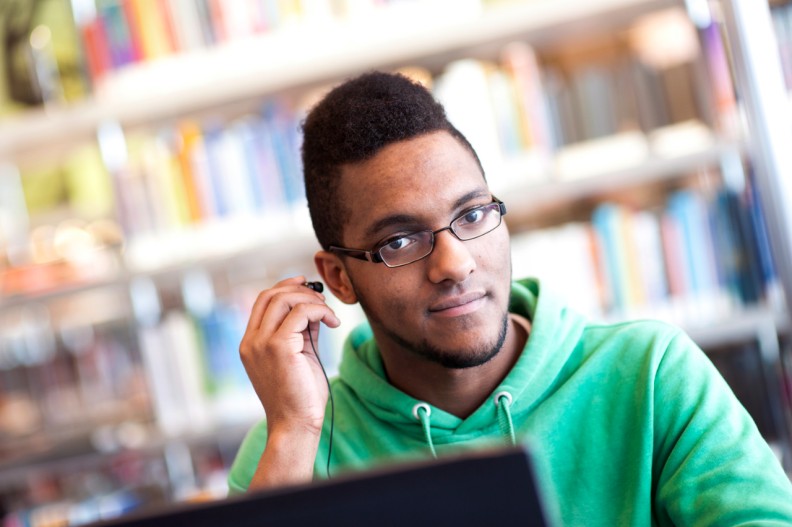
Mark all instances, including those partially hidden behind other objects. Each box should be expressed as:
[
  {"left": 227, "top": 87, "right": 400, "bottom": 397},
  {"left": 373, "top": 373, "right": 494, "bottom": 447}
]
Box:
[{"left": 379, "top": 202, "right": 503, "bottom": 267}]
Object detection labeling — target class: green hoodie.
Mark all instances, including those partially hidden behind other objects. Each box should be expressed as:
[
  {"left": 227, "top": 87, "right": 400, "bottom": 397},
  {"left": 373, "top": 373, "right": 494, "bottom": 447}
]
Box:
[{"left": 229, "top": 278, "right": 792, "bottom": 526}]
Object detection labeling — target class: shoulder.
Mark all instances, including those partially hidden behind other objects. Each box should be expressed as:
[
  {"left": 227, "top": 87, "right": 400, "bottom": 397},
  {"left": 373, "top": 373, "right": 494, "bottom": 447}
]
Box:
[{"left": 581, "top": 317, "right": 691, "bottom": 358}]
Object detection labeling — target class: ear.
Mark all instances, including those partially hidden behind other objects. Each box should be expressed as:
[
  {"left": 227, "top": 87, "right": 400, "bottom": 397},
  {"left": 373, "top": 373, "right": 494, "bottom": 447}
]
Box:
[{"left": 315, "top": 250, "right": 358, "bottom": 305}]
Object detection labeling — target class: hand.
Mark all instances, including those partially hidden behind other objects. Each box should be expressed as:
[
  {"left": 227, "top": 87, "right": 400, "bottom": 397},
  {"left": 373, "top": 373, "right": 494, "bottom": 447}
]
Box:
[{"left": 240, "top": 276, "right": 341, "bottom": 439}]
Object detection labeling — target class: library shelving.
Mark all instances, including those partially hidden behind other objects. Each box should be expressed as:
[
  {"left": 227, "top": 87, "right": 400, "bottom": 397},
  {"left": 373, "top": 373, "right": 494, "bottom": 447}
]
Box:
[
  {"left": 1, "top": 0, "right": 791, "bottom": 524},
  {"left": 0, "top": 0, "right": 680, "bottom": 164}
]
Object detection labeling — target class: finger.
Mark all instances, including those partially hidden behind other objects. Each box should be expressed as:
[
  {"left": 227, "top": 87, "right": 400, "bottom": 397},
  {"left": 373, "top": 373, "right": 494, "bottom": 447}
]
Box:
[
  {"left": 256, "top": 291, "right": 335, "bottom": 340},
  {"left": 243, "top": 279, "right": 324, "bottom": 337},
  {"left": 272, "top": 303, "right": 341, "bottom": 347}
]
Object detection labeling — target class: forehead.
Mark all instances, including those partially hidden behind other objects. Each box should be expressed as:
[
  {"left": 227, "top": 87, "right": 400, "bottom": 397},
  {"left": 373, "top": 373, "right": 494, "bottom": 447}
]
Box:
[{"left": 337, "top": 131, "right": 487, "bottom": 242}]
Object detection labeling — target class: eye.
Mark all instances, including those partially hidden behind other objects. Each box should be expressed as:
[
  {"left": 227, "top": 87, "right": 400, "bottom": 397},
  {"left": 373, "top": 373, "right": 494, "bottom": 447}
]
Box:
[
  {"left": 461, "top": 207, "right": 486, "bottom": 225},
  {"left": 384, "top": 235, "right": 414, "bottom": 252}
]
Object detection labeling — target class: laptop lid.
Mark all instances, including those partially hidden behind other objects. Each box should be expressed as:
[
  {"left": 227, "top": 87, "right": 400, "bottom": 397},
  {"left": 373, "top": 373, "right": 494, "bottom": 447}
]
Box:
[{"left": 91, "top": 445, "right": 553, "bottom": 526}]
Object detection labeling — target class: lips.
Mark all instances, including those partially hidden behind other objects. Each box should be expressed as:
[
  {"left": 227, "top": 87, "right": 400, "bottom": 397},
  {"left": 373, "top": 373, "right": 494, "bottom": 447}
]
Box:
[{"left": 428, "top": 291, "right": 487, "bottom": 313}]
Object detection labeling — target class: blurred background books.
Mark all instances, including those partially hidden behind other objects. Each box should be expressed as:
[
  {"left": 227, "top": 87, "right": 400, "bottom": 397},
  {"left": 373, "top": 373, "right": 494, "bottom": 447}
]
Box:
[{"left": 2, "top": 0, "right": 792, "bottom": 525}]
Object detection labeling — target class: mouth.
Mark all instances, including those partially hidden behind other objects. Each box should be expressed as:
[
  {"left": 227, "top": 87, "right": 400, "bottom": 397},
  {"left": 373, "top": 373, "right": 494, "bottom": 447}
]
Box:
[{"left": 428, "top": 292, "right": 487, "bottom": 318}]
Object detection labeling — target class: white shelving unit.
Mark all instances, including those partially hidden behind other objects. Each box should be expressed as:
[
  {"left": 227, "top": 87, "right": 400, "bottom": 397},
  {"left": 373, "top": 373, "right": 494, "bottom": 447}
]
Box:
[{"left": 0, "top": 0, "right": 677, "bottom": 163}]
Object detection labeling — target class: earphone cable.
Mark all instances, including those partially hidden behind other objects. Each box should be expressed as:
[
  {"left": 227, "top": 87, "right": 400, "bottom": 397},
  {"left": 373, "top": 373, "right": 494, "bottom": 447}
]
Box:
[{"left": 307, "top": 325, "right": 334, "bottom": 479}]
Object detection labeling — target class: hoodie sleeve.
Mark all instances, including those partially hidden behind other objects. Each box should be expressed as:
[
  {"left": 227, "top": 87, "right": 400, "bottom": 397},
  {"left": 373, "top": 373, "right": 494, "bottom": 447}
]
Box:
[
  {"left": 227, "top": 419, "right": 268, "bottom": 495},
  {"left": 652, "top": 331, "right": 792, "bottom": 526}
]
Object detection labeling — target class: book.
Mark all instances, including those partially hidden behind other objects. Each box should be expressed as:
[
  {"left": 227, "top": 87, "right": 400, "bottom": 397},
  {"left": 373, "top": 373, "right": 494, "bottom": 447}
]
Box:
[
  {"left": 699, "top": 21, "right": 739, "bottom": 134},
  {"left": 501, "top": 41, "right": 554, "bottom": 153},
  {"left": 631, "top": 210, "right": 669, "bottom": 306},
  {"left": 184, "top": 123, "right": 221, "bottom": 219},
  {"left": 511, "top": 222, "right": 604, "bottom": 318},
  {"left": 745, "top": 172, "right": 778, "bottom": 295},
  {"left": 128, "top": 0, "right": 175, "bottom": 59},
  {"left": 571, "top": 64, "right": 619, "bottom": 140},
  {"left": 542, "top": 67, "right": 582, "bottom": 147},
  {"left": 591, "top": 203, "right": 630, "bottom": 314},
  {"left": 175, "top": 122, "right": 208, "bottom": 222},
  {"left": 628, "top": 56, "right": 672, "bottom": 132},
  {"left": 772, "top": 3, "right": 792, "bottom": 89},
  {"left": 79, "top": 17, "right": 113, "bottom": 84},
  {"left": 251, "top": 119, "right": 289, "bottom": 214},
  {"left": 120, "top": 0, "right": 145, "bottom": 63},
  {"left": 62, "top": 142, "right": 115, "bottom": 217},
  {"left": 261, "top": 102, "right": 304, "bottom": 207},
  {"left": 231, "top": 119, "right": 266, "bottom": 213},
  {"left": 97, "top": 0, "right": 140, "bottom": 68},
  {"left": 434, "top": 59, "right": 511, "bottom": 193},
  {"left": 209, "top": 124, "right": 259, "bottom": 217},
  {"left": 666, "top": 190, "right": 724, "bottom": 320},
  {"left": 660, "top": 62, "right": 701, "bottom": 124},
  {"left": 486, "top": 68, "right": 525, "bottom": 157},
  {"left": 165, "top": 0, "right": 209, "bottom": 51}
]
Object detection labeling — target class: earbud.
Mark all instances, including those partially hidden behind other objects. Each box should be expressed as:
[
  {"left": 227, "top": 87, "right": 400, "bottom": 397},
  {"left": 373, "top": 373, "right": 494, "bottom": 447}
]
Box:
[{"left": 304, "top": 281, "right": 324, "bottom": 293}]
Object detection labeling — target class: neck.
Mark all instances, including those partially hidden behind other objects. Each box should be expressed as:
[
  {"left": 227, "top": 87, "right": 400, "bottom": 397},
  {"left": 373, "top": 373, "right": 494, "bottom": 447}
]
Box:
[{"left": 378, "top": 316, "right": 528, "bottom": 418}]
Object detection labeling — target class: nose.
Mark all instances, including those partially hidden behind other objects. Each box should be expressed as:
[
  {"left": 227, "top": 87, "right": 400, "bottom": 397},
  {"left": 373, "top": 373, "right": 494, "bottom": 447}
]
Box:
[{"left": 425, "top": 229, "right": 476, "bottom": 284}]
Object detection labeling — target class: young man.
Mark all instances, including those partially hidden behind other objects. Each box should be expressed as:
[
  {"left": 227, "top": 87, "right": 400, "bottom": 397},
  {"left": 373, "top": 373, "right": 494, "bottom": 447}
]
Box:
[{"left": 229, "top": 72, "right": 792, "bottom": 525}]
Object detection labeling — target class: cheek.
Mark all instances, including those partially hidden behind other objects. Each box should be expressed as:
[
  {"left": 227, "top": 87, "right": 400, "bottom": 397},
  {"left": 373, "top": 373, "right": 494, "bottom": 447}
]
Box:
[
  {"left": 481, "top": 232, "right": 513, "bottom": 298},
  {"left": 477, "top": 229, "right": 511, "bottom": 272},
  {"left": 355, "top": 269, "right": 419, "bottom": 318}
]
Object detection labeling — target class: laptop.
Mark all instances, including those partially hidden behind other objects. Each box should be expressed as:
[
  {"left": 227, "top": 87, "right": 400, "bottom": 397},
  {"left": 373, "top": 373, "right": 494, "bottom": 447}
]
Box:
[{"left": 91, "top": 445, "right": 553, "bottom": 526}]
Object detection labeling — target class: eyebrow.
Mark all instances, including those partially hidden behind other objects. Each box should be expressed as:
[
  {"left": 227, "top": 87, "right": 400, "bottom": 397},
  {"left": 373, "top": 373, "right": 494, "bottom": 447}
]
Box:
[{"left": 363, "top": 188, "right": 491, "bottom": 239}]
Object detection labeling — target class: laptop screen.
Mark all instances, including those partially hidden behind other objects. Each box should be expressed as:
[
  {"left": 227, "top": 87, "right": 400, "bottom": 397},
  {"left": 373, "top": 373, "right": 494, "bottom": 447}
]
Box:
[{"left": 91, "top": 445, "right": 552, "bottom": 526}]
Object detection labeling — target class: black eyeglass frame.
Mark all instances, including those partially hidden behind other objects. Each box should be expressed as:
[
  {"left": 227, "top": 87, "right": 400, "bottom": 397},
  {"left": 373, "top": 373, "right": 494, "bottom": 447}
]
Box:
[{"left": 329, "top": 197, "right": 507, "bottom": 268}]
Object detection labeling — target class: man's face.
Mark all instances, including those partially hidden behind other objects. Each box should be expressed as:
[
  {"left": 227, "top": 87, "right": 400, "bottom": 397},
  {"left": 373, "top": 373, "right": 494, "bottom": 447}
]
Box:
[{"left": 336, "top": 131, "right": 512, "bottom": 368}]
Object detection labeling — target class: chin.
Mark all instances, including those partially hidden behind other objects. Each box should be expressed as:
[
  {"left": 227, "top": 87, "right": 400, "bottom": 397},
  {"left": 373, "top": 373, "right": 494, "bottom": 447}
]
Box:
[
  {"left": 402, "top": 313, "right": 509, "bottom": 369},
  {"left": 420, "top": 344, "right": 502, "bottom": 369}
]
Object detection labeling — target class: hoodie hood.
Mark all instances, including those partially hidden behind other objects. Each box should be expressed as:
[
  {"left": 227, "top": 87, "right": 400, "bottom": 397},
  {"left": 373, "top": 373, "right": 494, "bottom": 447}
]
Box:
[{"left": 336, "top": 278, "right": 587, "bottom": 447}]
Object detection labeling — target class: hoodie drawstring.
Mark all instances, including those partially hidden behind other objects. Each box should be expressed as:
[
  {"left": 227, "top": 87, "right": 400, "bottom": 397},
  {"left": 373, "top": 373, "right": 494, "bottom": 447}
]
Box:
[
  {"left": 413, "top": 392, "right": 515, "bottom": 458},
  {"left": 494, "top": 391, "right": 516, "bottom": 446},
  {"left": 412, "top": 403, "right": 438, "bottom": 458}
]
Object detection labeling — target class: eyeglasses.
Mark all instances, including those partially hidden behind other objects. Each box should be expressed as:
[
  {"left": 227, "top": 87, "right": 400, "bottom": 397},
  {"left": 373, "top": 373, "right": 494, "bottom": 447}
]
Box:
[{"left": 329, "top": 198, "right": 507, "bottom": 268}]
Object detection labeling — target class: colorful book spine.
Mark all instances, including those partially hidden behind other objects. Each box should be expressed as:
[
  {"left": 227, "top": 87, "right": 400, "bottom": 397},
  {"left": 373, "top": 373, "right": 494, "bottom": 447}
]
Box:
[
  {"left": 252, "top": 119, "right": 288, "bottom": 214},
  {"left": 127, "top": 0, "right": 175, "bottom": 59},
  {"left": 508, "top": 182, "right": 774, "bottom": 323},
  {"left": 745, "top": 172, "right": 778, "bottom": 293},
  {"left": 660, "top": 210, "right": 690, "bottom": 302},
  {"left": 97, "top": 0, "right": 140, "bottom": 68},
  {"left": 232, "top": 119, "right": 266, "bottom": 212},
  {"left": 262, "top": 103, "right": 304, "bottom": 206},
  {"left": 501, "top": 41, "right": 554, "bottom": 153},
  {"left": 79, "top": 17, "right": 112, "bottom": 84},
  {"left": 120, "top": 0, "right": 145, "bottom": 61},
  {"left": 591, "top": 203, "right": 630, "bottom": 315},
  {"left": 667, "top": 191, "right": 720, "bottom": 298},
  {"left": 699, "top": 21, "right": 738, "bottom": 133},
  {"left": 166, "top": 0, "right": 209, "bottom": 51}
]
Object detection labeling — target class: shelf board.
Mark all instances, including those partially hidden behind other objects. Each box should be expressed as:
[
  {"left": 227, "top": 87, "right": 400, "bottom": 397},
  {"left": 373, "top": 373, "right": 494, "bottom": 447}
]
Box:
[
  {"left": 0, "top": 218, "right": 318, "bottom": 312},
  {"left": 0, "top": 418, "right": 255, "bottom": 489},
  {"left": 685, "top": 305, "right": 791, "bottom": 350},
  {"left": 0, "top": 0, "right": 677, "bottom": 162},
  {"left": 504, "top": 135, "right": 742, "bottom": 225}
]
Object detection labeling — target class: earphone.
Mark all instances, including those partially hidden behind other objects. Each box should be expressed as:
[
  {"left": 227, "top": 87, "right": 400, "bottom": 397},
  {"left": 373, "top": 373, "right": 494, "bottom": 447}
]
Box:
[
  {"left": 303, "top": 281, "right": 334, "bottom": 477},
  {"left": 304, "top": 281, "right": 324, "bottom": 293}
]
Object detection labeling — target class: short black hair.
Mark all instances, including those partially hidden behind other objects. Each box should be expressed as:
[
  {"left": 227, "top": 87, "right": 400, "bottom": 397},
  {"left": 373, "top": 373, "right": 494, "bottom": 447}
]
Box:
[{"left": 301, "top": 71, "right": 483, "bottom": 250}]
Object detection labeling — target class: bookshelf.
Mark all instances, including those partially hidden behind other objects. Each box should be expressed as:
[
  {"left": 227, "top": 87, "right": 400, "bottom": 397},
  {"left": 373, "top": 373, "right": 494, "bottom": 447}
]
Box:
[
  {"left": 1, "top": 0, "right": 791, "bottom": 524},
  {"left": 0, "top": 0, "right": 679, "bottom": 164},
  {"left": 0, "top": 133, "right": 736, "bottom": 313}
]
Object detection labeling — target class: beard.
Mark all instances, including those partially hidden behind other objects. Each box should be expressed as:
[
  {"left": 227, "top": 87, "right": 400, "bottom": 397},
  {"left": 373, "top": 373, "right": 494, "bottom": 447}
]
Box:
[
  {"left": 355, "top": 285, "right": 510, "bottom": 369},
  {"left": 387, "top": 312, "right": 509, "bottom": 369}
]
